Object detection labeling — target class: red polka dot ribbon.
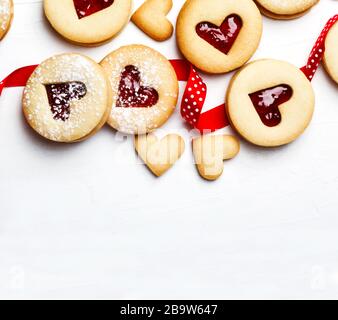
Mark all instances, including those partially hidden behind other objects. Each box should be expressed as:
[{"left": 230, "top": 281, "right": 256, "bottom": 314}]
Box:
[
  {"left": 180, "top": 66, "right": 207, "bottom": 127},
  {"left": 301, "top": 14, "right": 338, "bottom": 81},
  {"left": 170, "top": 59, "right": 229, "bottom": 132}
]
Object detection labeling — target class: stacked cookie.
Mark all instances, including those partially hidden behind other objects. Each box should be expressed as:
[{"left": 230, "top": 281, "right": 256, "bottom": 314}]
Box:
[{"left": 255, "top": 0, "right": 319, "bottom": 20}]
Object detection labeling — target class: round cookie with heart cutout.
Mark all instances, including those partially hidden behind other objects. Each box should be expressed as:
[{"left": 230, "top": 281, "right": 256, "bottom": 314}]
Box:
[
  {"left": 324, "top": 20, "right": 338, "bottom": 85},
  {"left": 100, "top": 45, "right": 179, "bottom": 134},
  {"left": 0, "top": 0, "right": 13, "bottom": 40},
  {"left": 44, "top": 0, "right": 132, "bottom": 45},
  {"left": 23, "top": 53, "right": 112, "bottom": 143},
  {"left": 176, "top": 0, "right": 262, "bottom": 74},
  {"left": 255, "top": 0, "right": 319, "bottom": 20},
  {"left": 226, "top": 59, "right": 315, "bottom": 147}
]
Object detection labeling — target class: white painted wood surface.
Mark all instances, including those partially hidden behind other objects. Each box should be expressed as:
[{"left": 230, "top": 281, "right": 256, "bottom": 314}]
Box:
[{"left": 0, "top": 0, "right": 338, "bottom": 299}]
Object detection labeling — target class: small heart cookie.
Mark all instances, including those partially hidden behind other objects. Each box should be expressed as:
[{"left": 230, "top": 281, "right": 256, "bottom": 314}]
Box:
[
  {"left": 132, "top": 0, "right": 173, "bottom": 42},
  {"left": 135, "top": 134, "right": 185, "bottom": 177},
  {"left": 193, "top": 134, "right": 240, "bottom": 181}
]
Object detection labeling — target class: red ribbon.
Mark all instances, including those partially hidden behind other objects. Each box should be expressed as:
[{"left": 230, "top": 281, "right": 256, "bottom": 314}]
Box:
[
  {"left": 170, "top": 59, "right": 229, "bottom": 132},
  {"left": 301, "top": 15, "right": 338, "bottom": 81},
  {"left": 0, "top": 65, "right": 38, "bottom": 95},
  {"left": 169, "top": 59, "right": 190, "bottom": 81}
]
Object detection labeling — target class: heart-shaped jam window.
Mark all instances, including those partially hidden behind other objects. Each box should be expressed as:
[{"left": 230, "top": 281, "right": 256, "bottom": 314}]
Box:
[
  {"left": 249, "top": 85, "right": 293, "bottom": 127},
  {"left": 45, "top": 82, "right": 87, "bottom": 121},
  {"left": 117, "top": 65, "right": 159, "bottom": 108},
  {"left": 196, "top": 14, "right": 242, "bottom": 55},
  {"left": 73, "top": 0, "right": 114, "bottom": 19}
]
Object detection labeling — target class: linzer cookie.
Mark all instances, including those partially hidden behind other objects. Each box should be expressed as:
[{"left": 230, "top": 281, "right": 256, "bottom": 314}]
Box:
[
  {"left": 226, "top": 59, "right": 315, "bottom": 147},
  {"left": 23, "top": 53, "right": 112, "bottom": 143},
  {"left": 0, "top": 0, "right": 13, "bottom": 40},
  {"left": 44, "top": 0, "right": 132, "bottom": 45},
  {"left": 176, "top": 0, "right": 262, "bottom": 74},
  {"left": 255, "top": 0, "right": 319, "bottom": 20},
  {"left": 100, "top": 45, "right": 179, "bottom": 134}
]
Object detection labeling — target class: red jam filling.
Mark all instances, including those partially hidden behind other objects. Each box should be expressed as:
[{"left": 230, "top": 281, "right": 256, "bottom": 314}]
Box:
[
  {"left": 117, "top": 65, "right": 159, "bottom": 108},
  {"left": 73, "top": 0, "right": 114, "bottom": 19},
  {"left": 196, "top": 15, "right": 242, "bottom": 55},
  {"left": 249, "top": 85, "right": 293, "bottom": 127},
  {"left": 45, "top": 82, "right": 87, "bottom": 121}
]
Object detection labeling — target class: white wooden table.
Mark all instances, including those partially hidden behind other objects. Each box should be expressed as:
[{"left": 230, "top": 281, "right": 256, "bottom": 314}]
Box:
[{"left": 0, "top": 0, "right": 338, "bottom": 299}]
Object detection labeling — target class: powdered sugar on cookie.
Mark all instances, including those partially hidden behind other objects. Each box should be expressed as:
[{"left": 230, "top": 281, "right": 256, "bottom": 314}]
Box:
[
  {"left": 100, "top": 45, "right": 178, "bottom": 134},
  {"left": 23, "top": 54, "right": 111, "bottom": 142},
  {"left": 0, "top": 0, "right": 12, "bottom": 39}
]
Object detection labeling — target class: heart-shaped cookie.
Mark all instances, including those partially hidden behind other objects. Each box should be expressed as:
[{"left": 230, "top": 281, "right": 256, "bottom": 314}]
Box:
[
  {"left": 196, "top": 14, "right": 243, "bottom": 55},
  {"left": 193, "top": 134, "right": 240, "bottom": 181},
  {"left": 135, "top": 134, "right": 185, "bottom": 177},
  {"left": 117, "top": 65, "right": 159, "bottom": 108},
  {"left": 132, "top": 0, "right": 174, "bottom": 42}
]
